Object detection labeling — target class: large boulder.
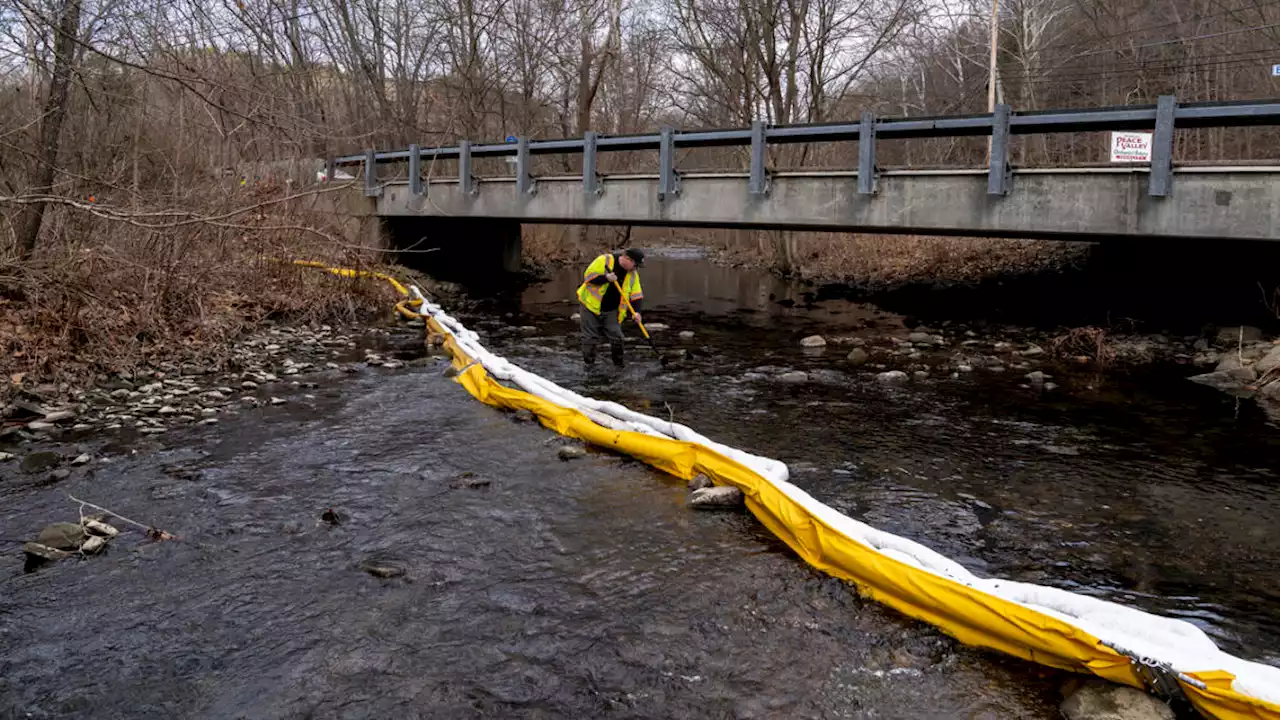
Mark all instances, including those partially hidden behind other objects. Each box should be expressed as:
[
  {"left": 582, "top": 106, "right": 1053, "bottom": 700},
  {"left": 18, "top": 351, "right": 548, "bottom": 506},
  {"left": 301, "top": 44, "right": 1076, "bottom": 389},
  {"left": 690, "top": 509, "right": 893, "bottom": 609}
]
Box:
[
  {"left": 1217, "top": 326, "right": 1263, "bottom": 345},
  {"left": 1255, "top": 345, "right": 1280, "bottom": 375},
  {"left": 1060, "top": 679, "right": 1173, "bottom": 720},
  {"left": 36, "top": 522, "right": 87, "bottom": 551}
]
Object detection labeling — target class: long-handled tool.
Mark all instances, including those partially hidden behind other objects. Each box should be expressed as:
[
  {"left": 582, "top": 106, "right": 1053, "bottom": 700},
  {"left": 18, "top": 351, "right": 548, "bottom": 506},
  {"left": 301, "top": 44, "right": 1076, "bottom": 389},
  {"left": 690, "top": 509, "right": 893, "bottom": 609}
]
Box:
[{"left": 613, "top": 279, "right": 665, "bottom": 364}]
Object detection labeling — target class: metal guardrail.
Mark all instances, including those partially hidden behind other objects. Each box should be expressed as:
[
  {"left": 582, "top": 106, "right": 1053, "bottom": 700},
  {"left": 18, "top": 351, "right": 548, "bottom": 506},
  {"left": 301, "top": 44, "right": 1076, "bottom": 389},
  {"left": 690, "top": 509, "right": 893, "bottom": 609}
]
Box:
[{"left": 330, "top": 96, "right": 1280, "bottom": 201}]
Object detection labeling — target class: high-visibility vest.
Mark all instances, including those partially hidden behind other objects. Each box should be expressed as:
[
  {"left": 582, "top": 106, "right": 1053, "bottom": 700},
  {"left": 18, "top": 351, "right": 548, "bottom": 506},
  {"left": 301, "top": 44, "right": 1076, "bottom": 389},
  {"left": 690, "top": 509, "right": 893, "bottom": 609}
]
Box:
[{"left": 576, "top": 253, "right": 643, "bottom": 321}]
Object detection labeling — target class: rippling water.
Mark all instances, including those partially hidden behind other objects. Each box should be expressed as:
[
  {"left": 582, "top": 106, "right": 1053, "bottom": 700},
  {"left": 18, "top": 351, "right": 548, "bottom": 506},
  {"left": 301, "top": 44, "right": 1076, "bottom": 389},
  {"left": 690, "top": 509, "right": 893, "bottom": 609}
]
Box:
[{"left": 3, "top": 250, "right": 1278, "bottom": 718}]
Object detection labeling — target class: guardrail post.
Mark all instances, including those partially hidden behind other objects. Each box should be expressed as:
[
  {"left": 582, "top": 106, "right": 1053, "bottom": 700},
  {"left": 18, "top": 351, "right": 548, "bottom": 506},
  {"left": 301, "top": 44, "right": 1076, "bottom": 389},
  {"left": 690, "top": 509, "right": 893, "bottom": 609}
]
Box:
[
  {"left": 459, "top": 140, "right": 476, "bottom": 196},
  {"left": 363, "top": 149, "right": 380, "bottom": 197},
  {"left": 583, "top": 131, "right": 602, "bottom": 196},
  {"left": 408, "top": 144, "right": 422, "bottom": 196},
  {"left": 516, "top": 136, "right": 535, "bottom": 195},
  {"left": 858, "top": 112, "right": 877, "bottom": 195},
  {"left": 749, "top": 120, "right": 770, "bottom": 196},
  {"left": 1150, "top": 95, "right": 1176, "bottom": 197},
  {"left": 325, "top": 156, "right": 336, "bottom": 184},
  {"left": 988, "top": 104, "right": 1012, "bottom": 196},
  {"left": 659, "top": 126, "right": 680, "bottom": 202}
]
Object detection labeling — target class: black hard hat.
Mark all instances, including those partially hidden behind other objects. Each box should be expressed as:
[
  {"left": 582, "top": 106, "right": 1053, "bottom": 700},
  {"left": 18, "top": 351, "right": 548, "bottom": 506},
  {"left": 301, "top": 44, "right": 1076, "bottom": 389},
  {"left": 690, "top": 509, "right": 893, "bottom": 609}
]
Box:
[{"left": 623, "top": 248, "right": 645, "bottom": 266}]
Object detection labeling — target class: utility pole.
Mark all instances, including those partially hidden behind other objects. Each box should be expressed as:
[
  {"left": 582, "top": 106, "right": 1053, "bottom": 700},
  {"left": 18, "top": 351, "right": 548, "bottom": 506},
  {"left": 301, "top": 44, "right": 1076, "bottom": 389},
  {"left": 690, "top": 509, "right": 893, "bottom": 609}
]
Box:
[{"left": 986, "top": 0, "right": 1000, "bottom": 159}]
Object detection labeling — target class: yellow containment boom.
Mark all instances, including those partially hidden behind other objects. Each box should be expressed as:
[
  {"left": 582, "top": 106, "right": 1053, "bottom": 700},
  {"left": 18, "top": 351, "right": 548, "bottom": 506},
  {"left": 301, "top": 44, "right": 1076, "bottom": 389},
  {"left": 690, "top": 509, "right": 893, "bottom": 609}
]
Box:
[{"left": 297, "top": 260, "right": 1280, "bottom": 720}]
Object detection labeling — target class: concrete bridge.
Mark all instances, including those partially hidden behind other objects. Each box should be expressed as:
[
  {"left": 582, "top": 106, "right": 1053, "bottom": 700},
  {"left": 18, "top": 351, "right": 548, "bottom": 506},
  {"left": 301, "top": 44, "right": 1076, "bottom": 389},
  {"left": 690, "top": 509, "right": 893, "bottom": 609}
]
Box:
[{"left": 319, "top": 97, "right": 1280, "bottom": 273}]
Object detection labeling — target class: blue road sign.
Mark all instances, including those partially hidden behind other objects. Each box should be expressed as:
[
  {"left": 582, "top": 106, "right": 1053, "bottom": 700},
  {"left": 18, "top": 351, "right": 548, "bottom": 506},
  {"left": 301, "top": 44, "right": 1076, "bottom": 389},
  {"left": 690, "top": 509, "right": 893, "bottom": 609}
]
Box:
[{"left": 505, "top": 135, "right": 518, "bottom": 143}]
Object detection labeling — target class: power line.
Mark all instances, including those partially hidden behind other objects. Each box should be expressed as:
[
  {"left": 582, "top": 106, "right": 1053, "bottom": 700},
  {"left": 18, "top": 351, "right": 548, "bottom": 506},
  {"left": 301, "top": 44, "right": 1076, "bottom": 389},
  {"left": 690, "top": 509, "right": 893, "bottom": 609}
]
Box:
[{"left": 1069, "top": 21, "right": 1280, "bottom": 58}]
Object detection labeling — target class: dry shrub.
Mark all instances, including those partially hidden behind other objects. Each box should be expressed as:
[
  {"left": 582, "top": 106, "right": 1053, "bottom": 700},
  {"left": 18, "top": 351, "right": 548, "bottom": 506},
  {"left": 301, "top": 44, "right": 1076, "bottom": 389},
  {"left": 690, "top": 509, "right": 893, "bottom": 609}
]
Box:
[
  {"left": 1049, "top": 326, "right": 1115, "bottom": 367},
  {"left": 1, "top": 191, "right": 399, "bottom": 391}
]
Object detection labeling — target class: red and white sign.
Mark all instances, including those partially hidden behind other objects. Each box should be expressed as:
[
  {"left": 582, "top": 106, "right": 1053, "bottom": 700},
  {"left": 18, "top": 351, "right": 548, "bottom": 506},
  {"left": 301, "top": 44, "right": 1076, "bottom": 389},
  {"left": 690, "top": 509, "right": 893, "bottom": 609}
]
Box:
[{"left": 1110, "top": 131, "right": 1153, "bottom": 162}]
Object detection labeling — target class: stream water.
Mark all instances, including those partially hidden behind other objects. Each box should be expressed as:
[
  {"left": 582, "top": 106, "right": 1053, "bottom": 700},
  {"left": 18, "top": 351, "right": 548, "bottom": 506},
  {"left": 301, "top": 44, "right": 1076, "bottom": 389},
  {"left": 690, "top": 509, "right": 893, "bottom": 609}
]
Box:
[{"left": 3, "top": 249, "right": 1279, "bottom": 718}]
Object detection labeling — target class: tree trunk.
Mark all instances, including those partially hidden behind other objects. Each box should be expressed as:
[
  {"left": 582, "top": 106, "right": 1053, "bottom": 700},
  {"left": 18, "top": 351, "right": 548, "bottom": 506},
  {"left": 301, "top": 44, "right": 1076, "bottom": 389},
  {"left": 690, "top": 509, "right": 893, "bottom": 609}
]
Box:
[{"left": 15, "top": 0, "right": 82, "bottom": 258}]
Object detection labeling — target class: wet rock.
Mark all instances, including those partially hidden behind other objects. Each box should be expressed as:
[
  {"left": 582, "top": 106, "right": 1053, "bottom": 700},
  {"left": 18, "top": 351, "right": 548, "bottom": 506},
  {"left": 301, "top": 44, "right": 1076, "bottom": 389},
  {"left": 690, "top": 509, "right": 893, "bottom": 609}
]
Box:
[
  {"left": 876, "top": 370, "right": 908, "bottom": 384},
  {"left": 1255, "top": 345, "right": 1280, "bottom": 375},
  {"left": 1026, "top": 371, "right": 1048, "bottom": 385},
  {"left": 557, "top": 445, "right": 587, "bottom": 461},
  {"left": 846, "top": 348, "right": 869, "bottom": 366},
  {"left": 570, "top": 313, "right": 581, "bottom": 321},
  {"left": 110, "top": 388, "right": 131, "bottom": 400},
  {"left": 778, "top": 371, "right": 808, "bottom": 384},
  {"left": 21, "top": 451, "right": 60, "bottom": 473},
  {"left": 1044, "top": 382, "right": 1059, "bottom": 392},
  {"left": 687, "top": 486, "right": 745, "bottom": 509},
  {"left": 358, "top": 559, "right": 406, "bottom": 579},
  {"left": 37, "top": 522, "right": 87, "bottom": 551},
  {"left": 1022, "top": 345, "right": 1045, "bottom": 357},
  {"left": 50, "top": 468, "right": 71, "bottom": 481},
  {"left": 42, "top": 409, "right": 77, "bottom": 423},
  {"left": 158, "top": 406, "right": 177, "bottom": 415},
  {"left": 26, "top": 420, "right": 56, "bottom": 432},
  {"left": 1217, "top": 326, "right": 1263, "bottom": 345},
  {"left": 270, "top": 397, "right": 287, "bottom": 406},
  {"left": 1193, "top": 338, "right": 1210, "bottom": 352},
  {"left": 956, "top": 365, "right": 974, "bottom": 373},
  {"left": 0, "top": 452, "right": 13, "bottom": 462},
  {"left": 23, "top": 541, "right": 71, "bottom": 563},
  {"left": 800, "top": 335, "right": 826, "bottom": 348},
  {"left": 679, "top": 330, "right": 696, "bottom": 340},
  {"left": 381, "top": 360, "right": 404, "bottom": 369},
  {"left": 1060, "top": 679, "right": 1173, "bottom": 720},
  {"left": 321, "top": 508, "right": 342, "bottom": 525},
  {"left": 687, "top": 473, "right": 714, "bottom": 491},
  {"left": 646, "top": 323, "right": 669, "bottom": 331},
  {"left": 241, "top": 380, "right": 259, "bottom": 390},
  {"left": 80, "top": 535, "right": 108, "bottom": 555},
  {"left": 1190, "top": 368, "right": 1256, "bottom": 392},
  {"left": 451, "top": 471, "right": 492, "bottom": 489},
  {"left": 83, "top": 519, "right": 119, "bottom": 538},
  {"left": 517, "top": 325, "right": 538, "bottom": 334},
  {"left": 511, "top": 408, "right": 537, "bottom": 423},
  {"left": 912, "top": 371, "right": 928, "bottom": 380}
]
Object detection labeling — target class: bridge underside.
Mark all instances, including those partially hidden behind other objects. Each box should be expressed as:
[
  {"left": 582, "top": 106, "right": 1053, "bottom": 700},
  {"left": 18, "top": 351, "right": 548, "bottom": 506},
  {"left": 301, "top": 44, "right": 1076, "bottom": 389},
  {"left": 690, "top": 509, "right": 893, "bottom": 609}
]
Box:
[{"left": 375, "top": 169, "right": 1280, "bottom": 242}]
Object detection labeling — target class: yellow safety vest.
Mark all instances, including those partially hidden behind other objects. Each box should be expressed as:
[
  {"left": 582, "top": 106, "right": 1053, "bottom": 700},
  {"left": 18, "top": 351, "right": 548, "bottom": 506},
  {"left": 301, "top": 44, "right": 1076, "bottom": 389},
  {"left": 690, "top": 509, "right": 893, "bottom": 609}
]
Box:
[{"left": 576, "top": 253, "right": 644, "bottom": 321}]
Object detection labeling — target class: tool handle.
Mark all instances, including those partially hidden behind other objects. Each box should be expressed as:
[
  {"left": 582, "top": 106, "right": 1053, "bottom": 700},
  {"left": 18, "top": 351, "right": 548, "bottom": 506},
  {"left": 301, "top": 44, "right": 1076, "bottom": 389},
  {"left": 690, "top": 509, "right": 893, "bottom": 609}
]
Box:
[{"left": 612, "top": 280, "right": 650, "bottom": 339}]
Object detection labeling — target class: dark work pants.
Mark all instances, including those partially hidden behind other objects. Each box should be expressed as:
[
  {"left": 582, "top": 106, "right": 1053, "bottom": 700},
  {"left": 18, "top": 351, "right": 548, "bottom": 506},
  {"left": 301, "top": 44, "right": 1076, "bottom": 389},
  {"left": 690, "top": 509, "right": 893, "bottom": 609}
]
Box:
[{"left": 580, "top": 305, "right": 624, "bottom": 366}]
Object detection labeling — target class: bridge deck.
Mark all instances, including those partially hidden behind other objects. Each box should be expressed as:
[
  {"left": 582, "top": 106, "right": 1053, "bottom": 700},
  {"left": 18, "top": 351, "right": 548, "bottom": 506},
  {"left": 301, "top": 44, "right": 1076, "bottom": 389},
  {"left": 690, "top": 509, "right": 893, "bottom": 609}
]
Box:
[{"left": 374, "top": 168, "right": 1280, "bottom": 242}]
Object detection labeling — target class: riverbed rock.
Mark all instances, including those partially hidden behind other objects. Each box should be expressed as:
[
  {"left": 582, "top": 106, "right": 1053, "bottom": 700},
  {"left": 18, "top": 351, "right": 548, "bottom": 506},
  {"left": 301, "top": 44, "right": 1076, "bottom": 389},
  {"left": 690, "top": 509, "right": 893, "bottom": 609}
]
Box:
[
  {"left": 778, "top": 371, "right": 808, "bottom": 384},
  {"left": 511, "top": 408, "right": 537, "bottom": 423},
  {"left": 876, "top": 370, "right": 909, "bottom": 384},
  {"left": 1060, "top": 679, "right": 1173, "bottom": 720},
  {"left": 358, "top": 559, "right": 407, "bottom": 579},
  {"left": 37, "top": 522, "right": 87, "bottom": 551},
  {"left": 1026, "top": 371, "right": 1048, "bottom": 385},
  {"left": 846, "top": 348, "right": 869, "bottom": 366},
  {"left": 800, "top": 335, "right": 826, "bottom": 348},
  {"left": 23, "top": 541, "right": 71, "bottom": 563},
  {"left": 1190, "top": 369, "right": 1256, "bottom": 392},
  {"left": 1255, "top": 345, "right": 1280, "bottom": 375},
  {"left": 687, "top": 473, "right": 714, "bottom": 491},
  {"left": 1217, "top": 326, "right": 1263, "bottom": 346},
  {"left": 80, "top": 535, "right": 108, "bottom": 555},
  {"left": 451, "top": 471, "right": 492, "bottom": 489},
  {"left": 557, "top": 445, "right": 587, "bottom": 461},
  {"left": 21, "top": 451, "right": 60, "bottom": 473},
  {"left": 679, "top": 330, "right": 696, "bottom": 340},
  {"left": 687, "top": 486, "right": 744, "bottom": 509}
]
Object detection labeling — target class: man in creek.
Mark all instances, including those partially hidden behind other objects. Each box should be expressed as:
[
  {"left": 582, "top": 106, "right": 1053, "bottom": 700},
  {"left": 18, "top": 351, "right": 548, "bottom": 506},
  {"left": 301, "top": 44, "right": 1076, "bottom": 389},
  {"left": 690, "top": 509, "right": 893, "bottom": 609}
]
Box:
[{"left": 576, "top": 248, "right": 646, "bottom": 366}]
